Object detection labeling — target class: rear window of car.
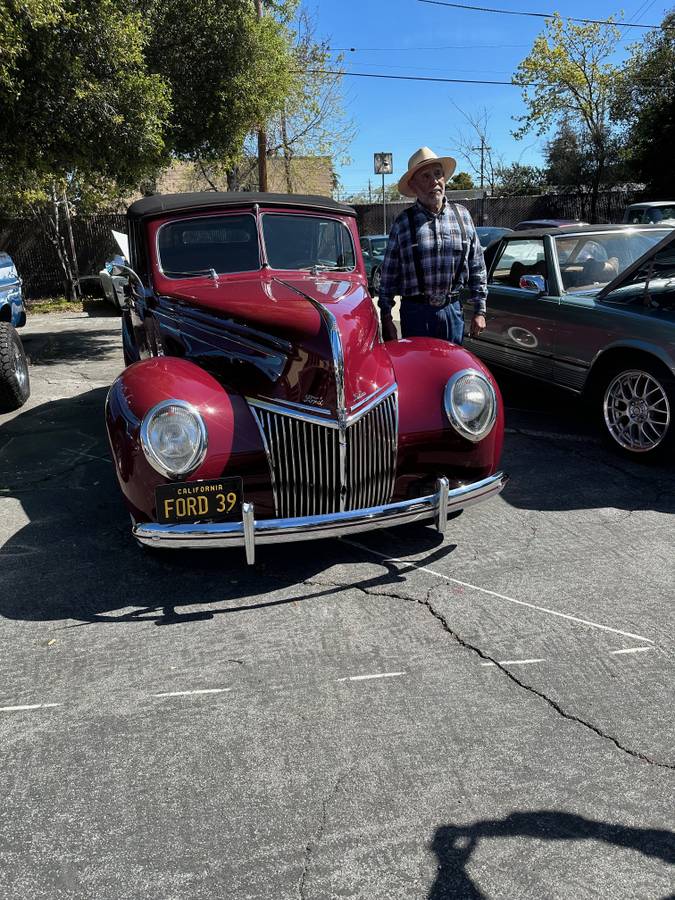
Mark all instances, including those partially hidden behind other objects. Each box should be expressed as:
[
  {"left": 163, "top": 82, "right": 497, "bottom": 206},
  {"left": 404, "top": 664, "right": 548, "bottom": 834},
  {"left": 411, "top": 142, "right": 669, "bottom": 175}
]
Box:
[
  {"left": 157, "top": 214, "right": 260, "bottom": 277},
  {"left": 262, "top": 214, "right": 356, "bottom": 271}
]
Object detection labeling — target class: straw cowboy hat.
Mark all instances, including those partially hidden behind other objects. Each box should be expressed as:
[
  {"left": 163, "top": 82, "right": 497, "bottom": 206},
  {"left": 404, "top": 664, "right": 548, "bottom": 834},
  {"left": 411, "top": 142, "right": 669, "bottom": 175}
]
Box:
[{"left": 397, "top": 147, "right": 457, "bottom": 197}]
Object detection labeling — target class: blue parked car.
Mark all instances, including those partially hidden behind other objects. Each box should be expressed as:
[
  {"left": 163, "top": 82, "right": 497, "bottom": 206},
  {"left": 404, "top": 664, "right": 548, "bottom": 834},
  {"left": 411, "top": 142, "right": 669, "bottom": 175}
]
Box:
[{"left": 0, "top": 252, "right": 30, "bottom": 412}]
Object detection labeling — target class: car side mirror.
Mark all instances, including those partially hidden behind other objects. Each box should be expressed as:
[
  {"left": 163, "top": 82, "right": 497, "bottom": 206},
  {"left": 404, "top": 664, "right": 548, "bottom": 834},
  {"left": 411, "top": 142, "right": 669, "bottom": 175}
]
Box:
[{"left": 519, "top": 274, "right": 546, "bottom": 294}]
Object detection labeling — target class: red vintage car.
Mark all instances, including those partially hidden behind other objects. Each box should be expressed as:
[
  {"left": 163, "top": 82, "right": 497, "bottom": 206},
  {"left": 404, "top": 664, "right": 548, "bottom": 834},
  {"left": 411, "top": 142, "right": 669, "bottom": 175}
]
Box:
[{"left": 105, "top": 192, "right": 507, "bottom": 563}]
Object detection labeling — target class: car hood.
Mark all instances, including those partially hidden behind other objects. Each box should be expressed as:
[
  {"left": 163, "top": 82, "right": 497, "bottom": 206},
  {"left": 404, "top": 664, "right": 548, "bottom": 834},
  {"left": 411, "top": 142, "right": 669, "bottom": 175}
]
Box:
[
  {"left": 156, "top": 273, "right": 395, "bottom": 415},
  {"left": 597, "top": 228, "right": 675, "bottom": 300}
]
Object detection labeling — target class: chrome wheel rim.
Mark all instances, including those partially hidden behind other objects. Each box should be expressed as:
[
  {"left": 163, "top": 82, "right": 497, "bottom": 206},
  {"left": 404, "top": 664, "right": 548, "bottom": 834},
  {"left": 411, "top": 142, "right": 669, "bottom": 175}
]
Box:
[
  {"left": 12, "top": 342, "right": 28, "bottom": 391},
  {"left": 372, "top": 268, "right": 381, "bottom": 293},
  {"left": 603, "top": 369, "right": 670, "bottom": 452}
]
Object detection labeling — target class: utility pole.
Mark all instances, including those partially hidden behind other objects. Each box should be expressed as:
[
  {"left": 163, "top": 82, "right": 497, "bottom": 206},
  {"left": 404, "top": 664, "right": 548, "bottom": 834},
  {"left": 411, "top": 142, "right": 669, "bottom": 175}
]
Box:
[
  {"left": 255, "top": 0, "right": 268, "bottom": 192},
  {"left": 368, "top": 179, "right": 372, "bottom": 203}
]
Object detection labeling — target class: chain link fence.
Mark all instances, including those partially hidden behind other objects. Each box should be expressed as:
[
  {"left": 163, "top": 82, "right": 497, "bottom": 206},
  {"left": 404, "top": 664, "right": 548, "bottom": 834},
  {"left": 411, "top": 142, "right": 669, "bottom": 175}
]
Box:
[
  {"left": 0, "top": 190, "right": 653, "bottom": 299},
  {"left": 350, "top": 189, "right": 652, "bottom": 236}
]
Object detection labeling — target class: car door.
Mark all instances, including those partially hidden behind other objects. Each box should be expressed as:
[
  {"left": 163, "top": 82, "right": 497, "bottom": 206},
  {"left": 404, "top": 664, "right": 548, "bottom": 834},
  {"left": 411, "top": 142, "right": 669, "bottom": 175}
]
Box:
[{"left": 464, "top": 236, "right": 558, "bottom": 380}]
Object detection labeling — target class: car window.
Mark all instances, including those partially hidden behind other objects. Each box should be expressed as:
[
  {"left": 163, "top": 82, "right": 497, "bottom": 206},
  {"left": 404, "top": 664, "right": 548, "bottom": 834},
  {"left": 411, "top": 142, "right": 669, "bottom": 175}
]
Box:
[
  {"left": 369, "top": 238, "right": 387, "bottom": 257},
  {"left": 263, "top": 214, "right": 356, "bottom": 271},
  {"left": 555, "top": 230, "right": 669, "bottom": 291},
  {"left": 157, "top": 214, "right": 260, "bottom": 276},
  {"left": 490, "top": 239, "right": 547, "bottom": 287}
]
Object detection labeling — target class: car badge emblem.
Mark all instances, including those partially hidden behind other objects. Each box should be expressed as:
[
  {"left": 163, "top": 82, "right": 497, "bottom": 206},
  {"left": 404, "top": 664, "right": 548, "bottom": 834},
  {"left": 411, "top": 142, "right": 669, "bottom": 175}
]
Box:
[
  {"left": 303, "top": 394, "right": 323, "bottom": 406},
  {"left": 353, "top": 390, "right": 366, "bottom": 402}
]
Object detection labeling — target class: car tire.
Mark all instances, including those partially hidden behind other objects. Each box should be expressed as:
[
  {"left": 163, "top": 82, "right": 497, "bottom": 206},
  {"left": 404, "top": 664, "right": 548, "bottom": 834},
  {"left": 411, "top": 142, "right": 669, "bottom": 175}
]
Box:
[
  {"left": 0, "top": 322, "right": 30, "bottom": 413},
  {"left": 370, "top": 266, "right": 382, "bottom": 295},
  {"left": 598, "top": 361, "right": 675, "bottom": 461}
]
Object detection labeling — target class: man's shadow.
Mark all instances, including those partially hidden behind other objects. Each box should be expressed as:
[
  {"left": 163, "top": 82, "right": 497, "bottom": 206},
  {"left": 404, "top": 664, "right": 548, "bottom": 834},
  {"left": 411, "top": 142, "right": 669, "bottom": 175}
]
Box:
[
  {"left": 0, "top": 387, "right": 454, "bottom": 626},
  {"left": 429, "top": 811, "right": 675, "bottom": 899}
]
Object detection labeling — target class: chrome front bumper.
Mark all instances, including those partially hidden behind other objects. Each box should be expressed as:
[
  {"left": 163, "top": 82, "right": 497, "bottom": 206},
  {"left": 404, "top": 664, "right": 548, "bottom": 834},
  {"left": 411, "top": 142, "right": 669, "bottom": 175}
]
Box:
[{"left": 133, "top": 472, "right": 508, "bottom": 564}]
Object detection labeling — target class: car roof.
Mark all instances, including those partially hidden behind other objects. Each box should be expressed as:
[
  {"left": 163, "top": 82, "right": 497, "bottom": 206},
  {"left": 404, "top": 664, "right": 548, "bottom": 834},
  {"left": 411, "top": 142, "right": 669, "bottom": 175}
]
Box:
[
  {"left": 502, "top": 223, "right": 673, "bottom": 239},
  {"left": 626, "top": 201, "right": 675, "bottom": 208},
  {"left": 128, "top": 191, "right": 356, "bottom": 221}
]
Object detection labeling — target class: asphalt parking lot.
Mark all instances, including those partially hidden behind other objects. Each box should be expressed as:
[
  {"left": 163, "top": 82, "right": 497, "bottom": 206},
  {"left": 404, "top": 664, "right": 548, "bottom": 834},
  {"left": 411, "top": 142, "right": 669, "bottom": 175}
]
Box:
[{"left": 1, "top": 309, "right": 673, "bottom": 900}]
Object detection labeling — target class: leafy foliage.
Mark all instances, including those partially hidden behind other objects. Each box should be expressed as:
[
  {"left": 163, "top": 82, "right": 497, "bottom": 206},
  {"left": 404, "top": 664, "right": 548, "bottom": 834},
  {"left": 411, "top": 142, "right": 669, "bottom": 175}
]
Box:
[
  {"left": 611, "top": 11, "right": 675, "bottom": 195},
  {"left": 449, "top": 172, "right": 474, "bottom": 190},
  {"left": 513, "top": 13, "right": 622, "bottom": 217},
  {"left": 493, "top": 163, "right": 547, "bottom": 196},
  {"left": 145, "top": 0, "right": 297, "bottom": 163}
]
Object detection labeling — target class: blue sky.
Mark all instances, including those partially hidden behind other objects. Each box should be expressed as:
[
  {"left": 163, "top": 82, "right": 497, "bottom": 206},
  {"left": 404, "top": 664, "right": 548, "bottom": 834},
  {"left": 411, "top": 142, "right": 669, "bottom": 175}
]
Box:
[{"left": 302, "top": 0, "right": 673, "bottom": 197}]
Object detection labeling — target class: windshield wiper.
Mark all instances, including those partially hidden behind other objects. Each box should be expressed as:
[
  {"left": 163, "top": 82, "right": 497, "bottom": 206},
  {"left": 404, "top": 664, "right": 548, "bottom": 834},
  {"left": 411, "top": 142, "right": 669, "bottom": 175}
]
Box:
[
  {"left": 163, "top": 268, "right": 219, "bottom": 280},
  {"left": 299, "top": 264, "right": 352, "bottom": 273}
]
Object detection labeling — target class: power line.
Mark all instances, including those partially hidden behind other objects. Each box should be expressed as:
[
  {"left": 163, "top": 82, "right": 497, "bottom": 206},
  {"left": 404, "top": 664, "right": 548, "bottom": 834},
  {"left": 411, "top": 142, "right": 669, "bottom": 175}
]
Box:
[
  {"left": 303, "top": 68, "right": 518, "bottom": 85},
  {"left": 329, "top": 43, "right": 530, "bottom": 51},
  {"left": 417, "top": 0, "right": 661, "bottom": 28}
]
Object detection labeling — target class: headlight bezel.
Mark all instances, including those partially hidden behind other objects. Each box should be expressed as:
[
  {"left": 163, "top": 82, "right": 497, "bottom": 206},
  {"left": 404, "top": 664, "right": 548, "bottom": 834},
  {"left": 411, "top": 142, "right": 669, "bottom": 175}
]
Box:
[
  {"left": 140, "top": 399, "right": 208, "bottom": 479},
  {"left": 444, "top": 368, "right": 497, "bottom": 442}
]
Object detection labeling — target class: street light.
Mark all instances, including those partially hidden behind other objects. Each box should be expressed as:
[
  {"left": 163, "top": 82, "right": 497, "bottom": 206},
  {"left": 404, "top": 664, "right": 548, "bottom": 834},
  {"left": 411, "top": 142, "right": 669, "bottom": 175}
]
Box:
[{"left": 374, "top": 152, "right": 393, "bottom": 233}]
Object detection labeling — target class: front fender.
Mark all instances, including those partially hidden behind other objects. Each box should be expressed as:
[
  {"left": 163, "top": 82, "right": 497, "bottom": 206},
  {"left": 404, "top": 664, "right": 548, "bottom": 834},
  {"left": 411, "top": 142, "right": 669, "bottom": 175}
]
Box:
[
  {"left": 105, "top": 357, "right": 270, "bottom": 521},
  {"left": 387, "top": 338, "right": 504, "bottom": 486}
]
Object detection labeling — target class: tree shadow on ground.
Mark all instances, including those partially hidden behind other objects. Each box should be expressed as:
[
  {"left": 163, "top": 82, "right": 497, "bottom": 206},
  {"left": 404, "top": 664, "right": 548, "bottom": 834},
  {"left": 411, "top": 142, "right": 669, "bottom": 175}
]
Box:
[
  {"left": 428, "top": 810, "right": 675, "bottom": 899},
  {"left": 0, "top": 388, "right": 455, "bottom": 625}
]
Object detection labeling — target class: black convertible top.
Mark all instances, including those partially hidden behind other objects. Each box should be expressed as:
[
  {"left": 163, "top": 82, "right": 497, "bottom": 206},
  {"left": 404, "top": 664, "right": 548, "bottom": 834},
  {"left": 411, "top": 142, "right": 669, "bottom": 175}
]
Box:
[{"left": 128, "top": 191, "right": 356, "bottom": 220}]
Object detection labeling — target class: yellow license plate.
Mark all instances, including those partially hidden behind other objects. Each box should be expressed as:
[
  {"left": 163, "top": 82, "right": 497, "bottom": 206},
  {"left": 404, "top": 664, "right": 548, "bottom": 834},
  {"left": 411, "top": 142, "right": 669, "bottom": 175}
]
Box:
[{"left": 155, "top": 477, "right": 243, "bottom": 525}]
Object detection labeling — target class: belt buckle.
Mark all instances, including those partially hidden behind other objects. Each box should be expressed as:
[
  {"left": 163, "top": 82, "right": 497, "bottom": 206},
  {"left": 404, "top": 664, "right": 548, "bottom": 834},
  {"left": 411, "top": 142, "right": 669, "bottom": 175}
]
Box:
[{"left": 428, "top": 292, "right": 447, "bottom": 307}]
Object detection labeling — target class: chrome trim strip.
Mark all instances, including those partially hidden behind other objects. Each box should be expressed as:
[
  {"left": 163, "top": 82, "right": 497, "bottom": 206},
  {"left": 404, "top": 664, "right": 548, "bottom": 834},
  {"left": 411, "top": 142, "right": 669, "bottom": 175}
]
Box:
[
  {"left": 248, "top": 406, "right": 280, "bottom": 515},
  {"left": 247, "top": 382, "right": 398, "bottom": 427},
  {"left": 253, "top": 395, "right": 333, "bottom": 417},
  {"left": 133, "top": 473, "right": 509, "bottom": 553}
]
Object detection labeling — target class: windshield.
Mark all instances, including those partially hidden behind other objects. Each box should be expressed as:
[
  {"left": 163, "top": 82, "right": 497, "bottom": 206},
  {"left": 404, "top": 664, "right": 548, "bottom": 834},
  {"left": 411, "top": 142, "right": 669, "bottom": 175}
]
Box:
[
  {"left": 555, "top": 230, "right": 671, "bottom": 292},
  {"left": 263, "top": 214, "right": 356, "bottom": 271},
  {"left": 157, "top": 214, "right": 260, "bottom": 277}
]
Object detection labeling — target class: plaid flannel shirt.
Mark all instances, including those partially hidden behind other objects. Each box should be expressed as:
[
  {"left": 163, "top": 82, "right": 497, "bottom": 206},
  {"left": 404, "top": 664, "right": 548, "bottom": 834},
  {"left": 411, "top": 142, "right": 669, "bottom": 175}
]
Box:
[{"left": 377, "top": 199, "right": 487, "bottom": 317}]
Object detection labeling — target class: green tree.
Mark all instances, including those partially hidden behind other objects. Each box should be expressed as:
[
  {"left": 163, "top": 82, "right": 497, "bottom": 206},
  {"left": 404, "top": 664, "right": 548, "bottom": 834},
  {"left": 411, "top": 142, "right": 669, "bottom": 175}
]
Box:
[
  {"left": 0, "top": 0, "right": 170, "bottom": 296},
  {"left": 513, "top": 13, "right": 621, "bottom": 220},
  {"left": 493, "top": 163, "right": 547, "bottom": 196},
  {"left": 145, "top": 0, "right": 297, "bottom": 165},
  {"left": 612, "top": 11, "right": 675, "bottom": 195},
  {"left": 449, "top": 172, "right": 474, "bottom": 191}
]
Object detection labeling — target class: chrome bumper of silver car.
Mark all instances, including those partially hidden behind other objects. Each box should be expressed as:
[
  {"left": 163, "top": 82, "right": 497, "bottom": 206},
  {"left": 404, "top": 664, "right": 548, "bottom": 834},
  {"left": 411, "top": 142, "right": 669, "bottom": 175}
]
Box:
[{"left": 133, "top": 472, "right": 508, "bottom": 564}]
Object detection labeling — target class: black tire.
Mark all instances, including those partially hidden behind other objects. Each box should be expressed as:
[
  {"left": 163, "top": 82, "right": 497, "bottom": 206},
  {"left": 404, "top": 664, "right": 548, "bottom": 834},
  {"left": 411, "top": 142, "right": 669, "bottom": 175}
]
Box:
[
  {"left": 370, "top": 266, "right": 382, "bottom": 295},
  {"left": 0, "top": 322, "right": 30, "bottom": 413},
  {"left": 597, "top": 360, "right": 675, "bottom": 462}
]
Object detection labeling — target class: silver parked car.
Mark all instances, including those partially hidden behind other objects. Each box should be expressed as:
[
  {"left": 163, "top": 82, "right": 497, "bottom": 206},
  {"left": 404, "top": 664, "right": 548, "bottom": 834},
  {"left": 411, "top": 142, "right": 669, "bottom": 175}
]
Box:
[{"left": 465, "top": 224, "right": 675, "bottom": 460}]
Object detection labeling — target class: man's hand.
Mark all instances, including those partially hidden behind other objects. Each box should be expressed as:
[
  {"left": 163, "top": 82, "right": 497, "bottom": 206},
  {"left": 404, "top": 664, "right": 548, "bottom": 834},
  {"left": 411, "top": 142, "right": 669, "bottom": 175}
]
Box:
[
  {"left": 469, "top": 313, "right": 486, "bottom": 339},
  {"left": 381, "top": 316, "right": 398, "bottom": 342}
]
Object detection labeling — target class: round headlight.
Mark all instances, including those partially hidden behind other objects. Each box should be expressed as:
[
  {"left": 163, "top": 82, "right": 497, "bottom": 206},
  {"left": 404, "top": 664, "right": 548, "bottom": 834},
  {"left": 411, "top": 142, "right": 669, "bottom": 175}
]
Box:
[
  {"left": 140, "top": 400, "right": 207, "bottom": 477},
  {"left": 444, "top": 369, "right": 497, "bottom": 442}
]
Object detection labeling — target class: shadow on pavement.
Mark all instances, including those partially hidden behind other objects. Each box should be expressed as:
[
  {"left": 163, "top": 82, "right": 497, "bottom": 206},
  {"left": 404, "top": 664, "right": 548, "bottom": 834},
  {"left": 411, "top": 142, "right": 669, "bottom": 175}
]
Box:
[
  {"left": 0, "top": 388, "right": 454, "bottom": 625},
  {"left": 428, "top": 811, "right": 675, "bottom": 899},
  {"left": 3, "top": 379, "right": 674, "bottom": 625}
]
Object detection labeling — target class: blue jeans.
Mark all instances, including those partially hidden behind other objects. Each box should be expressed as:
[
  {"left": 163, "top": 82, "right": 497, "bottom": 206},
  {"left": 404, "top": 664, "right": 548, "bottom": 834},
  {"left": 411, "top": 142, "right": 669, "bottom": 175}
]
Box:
[{"left": 400, "top": 299, "right": 465, "bottom": 344}]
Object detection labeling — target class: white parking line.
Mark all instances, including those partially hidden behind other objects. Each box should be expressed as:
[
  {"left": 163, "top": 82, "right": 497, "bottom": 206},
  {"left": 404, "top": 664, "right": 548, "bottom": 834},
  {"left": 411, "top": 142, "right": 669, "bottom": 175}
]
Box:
[
  {"left": 480, "top": 658, "right": 546, "bottom": 667},
  {"left": 152, "top": 688, "right": 232, "bottom": 698},
  {"left": 610, "top": 647, "right": 654, "bottom": 655},
  {"left": 337, "top": 671, "right": 406, "bottom": 682},
  {"left": 0, "top": 703, "right": 61, "bottom": 713},
  {"left": 344, "top": 540, "right": 654, "bottom": 645}
]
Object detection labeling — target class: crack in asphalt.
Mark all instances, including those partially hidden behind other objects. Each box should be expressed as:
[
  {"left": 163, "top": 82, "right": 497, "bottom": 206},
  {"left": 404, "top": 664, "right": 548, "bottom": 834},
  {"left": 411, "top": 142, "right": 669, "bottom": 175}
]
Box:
[
  {"left": 296, "top": 574, "right": 674, "bottom": 772},
  {"left": 298, "top": 769, "right": 352, "bottom": 900}
]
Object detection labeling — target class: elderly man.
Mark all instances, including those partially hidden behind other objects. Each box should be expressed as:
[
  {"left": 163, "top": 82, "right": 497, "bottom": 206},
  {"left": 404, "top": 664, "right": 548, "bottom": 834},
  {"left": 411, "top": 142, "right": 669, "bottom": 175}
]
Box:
[{"left": 378, "top": 147, "right": 487, "bottom": 344}]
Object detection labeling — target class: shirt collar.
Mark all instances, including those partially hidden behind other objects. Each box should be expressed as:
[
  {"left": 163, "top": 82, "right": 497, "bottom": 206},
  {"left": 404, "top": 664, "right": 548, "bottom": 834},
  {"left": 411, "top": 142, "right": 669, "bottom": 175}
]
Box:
[{"left": 414, "top": 196, "right": 448, "bottom": 219}]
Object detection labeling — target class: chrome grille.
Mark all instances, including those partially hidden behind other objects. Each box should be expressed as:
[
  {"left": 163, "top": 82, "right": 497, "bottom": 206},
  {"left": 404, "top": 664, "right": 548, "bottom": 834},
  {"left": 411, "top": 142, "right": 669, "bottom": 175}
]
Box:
[{"left": 252, "top": 391, "right": 398, "bottom": 518}]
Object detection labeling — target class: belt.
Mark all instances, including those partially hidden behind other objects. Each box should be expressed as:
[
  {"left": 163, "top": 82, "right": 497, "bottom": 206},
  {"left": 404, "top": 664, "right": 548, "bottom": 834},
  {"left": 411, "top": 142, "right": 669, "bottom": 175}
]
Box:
[{"left": 401, "top": 293, "right": 461, "bottom": 307}]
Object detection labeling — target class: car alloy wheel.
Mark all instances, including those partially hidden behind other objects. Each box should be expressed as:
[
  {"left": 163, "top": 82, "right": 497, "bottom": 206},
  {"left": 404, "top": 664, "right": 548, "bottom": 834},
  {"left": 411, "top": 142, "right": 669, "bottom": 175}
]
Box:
[
  {"left": 603, "top": 367, "right": 671, "bottom": 455},
  {"left": 0, "top": 321, "right": 31, "bottom": 412}
]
